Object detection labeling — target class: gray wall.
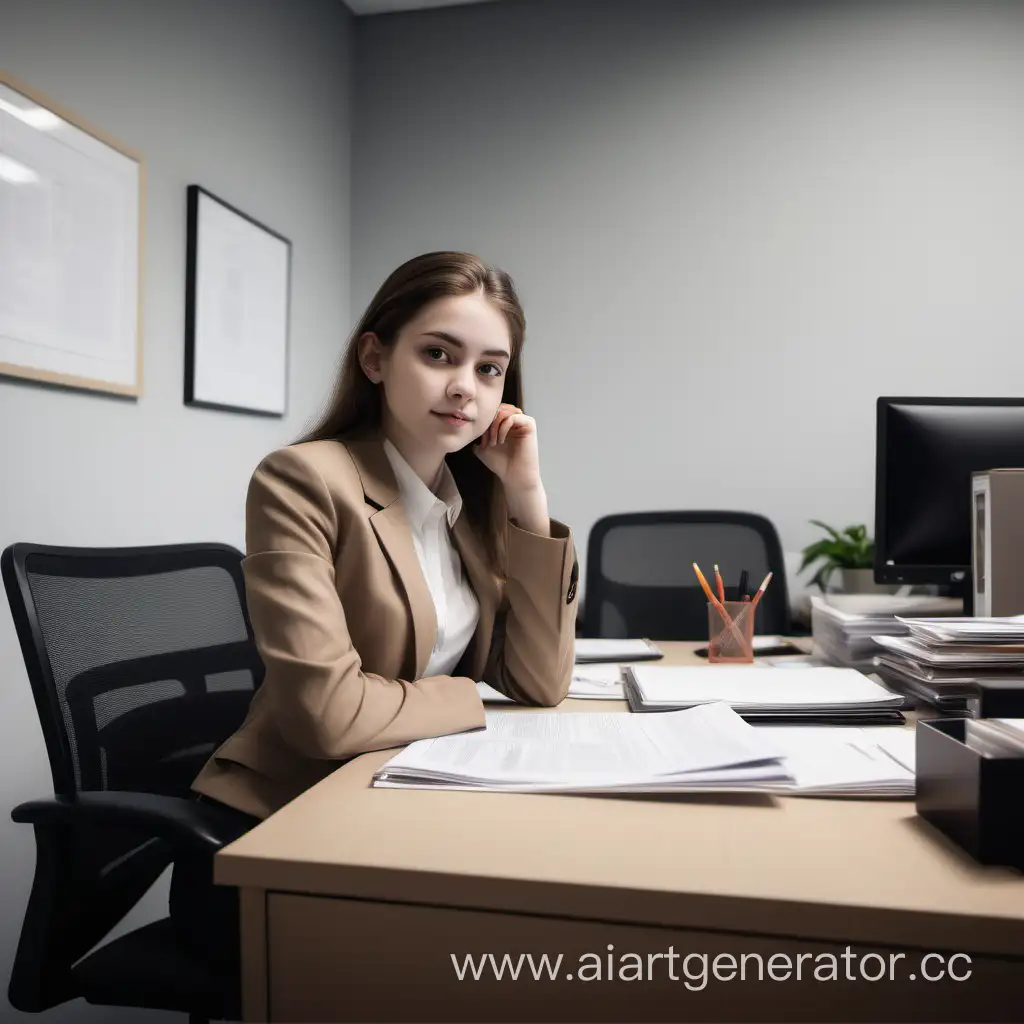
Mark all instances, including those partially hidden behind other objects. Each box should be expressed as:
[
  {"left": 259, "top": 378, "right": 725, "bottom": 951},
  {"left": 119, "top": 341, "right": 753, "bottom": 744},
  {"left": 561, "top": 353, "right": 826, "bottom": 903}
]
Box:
[
  {"left": 352, "top": 0, "right": 1024, "bottom": 596},
  {"left": 0, "top": 0, "right": 351, "bottom": 1019}
]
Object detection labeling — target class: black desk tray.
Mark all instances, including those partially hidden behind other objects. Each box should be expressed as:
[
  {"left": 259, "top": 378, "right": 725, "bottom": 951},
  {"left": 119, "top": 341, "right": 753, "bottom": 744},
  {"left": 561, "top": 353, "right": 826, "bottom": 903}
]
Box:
[{"left": 916, "top": 718, "right": 1024, "bottom": 870}]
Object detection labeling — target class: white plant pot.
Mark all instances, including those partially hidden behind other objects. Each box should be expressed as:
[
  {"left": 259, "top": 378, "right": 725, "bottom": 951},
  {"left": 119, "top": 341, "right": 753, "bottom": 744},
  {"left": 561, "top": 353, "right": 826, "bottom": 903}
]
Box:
[{"left": 827, "top": 568, "right": 899, "bottom": 595}]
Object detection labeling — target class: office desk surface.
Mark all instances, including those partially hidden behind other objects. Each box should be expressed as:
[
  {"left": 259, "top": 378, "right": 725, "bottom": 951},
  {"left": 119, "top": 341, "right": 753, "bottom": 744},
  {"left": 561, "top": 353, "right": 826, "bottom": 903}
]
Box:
[{"left": 216, "top": 642, "right": 1024, "bottom": 958}]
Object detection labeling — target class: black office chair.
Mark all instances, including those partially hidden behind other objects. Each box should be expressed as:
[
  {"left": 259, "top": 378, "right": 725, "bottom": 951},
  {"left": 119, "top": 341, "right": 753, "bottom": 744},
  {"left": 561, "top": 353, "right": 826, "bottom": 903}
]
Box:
[
  {"left": 2, "top": 542, "right": 265, "bottom": 1023},
  {"left": 582, "top": 512, "right": 791, "bottom": 640}
]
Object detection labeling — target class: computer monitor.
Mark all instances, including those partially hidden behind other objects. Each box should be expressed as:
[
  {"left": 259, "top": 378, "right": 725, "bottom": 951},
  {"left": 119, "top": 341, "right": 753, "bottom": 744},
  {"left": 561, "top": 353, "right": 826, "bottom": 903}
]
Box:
[{"left": 875, "top": 397, "right": 1024, "bottom": 588}]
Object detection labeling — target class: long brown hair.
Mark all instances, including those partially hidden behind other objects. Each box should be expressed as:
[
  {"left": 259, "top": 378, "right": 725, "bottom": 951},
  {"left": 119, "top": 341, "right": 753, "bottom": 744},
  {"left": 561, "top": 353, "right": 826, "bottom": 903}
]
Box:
[{"left": 295, "top": 251, "right": 526, "bottom": 573}]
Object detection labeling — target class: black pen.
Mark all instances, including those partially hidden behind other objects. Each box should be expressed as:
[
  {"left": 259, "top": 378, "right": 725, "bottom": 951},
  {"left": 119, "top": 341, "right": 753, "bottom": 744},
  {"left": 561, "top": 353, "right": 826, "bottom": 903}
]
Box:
[{"left": 737, "top": 569, "right": 749, "bottom": 602}]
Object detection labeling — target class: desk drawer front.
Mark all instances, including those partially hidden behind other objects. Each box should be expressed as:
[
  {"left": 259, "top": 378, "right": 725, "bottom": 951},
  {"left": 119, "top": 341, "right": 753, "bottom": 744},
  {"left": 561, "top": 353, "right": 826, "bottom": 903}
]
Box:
[{"left": 265, "top": 894, "right": 1023, "bottom": 1023}]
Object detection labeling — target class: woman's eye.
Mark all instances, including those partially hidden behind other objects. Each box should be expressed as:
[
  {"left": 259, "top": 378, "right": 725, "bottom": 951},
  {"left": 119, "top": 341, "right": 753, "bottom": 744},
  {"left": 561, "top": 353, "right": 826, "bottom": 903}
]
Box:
[
  {"left": 425, "top": 347, "right": 448, "bottom": 362},
  {"left": 478, "top": 363, "right": 503, "bottom": 378}
]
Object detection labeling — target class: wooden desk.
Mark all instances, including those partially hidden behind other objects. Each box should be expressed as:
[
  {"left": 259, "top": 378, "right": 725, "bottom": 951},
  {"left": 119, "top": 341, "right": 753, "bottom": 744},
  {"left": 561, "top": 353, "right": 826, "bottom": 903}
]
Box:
[{"left": 217, "top": 642, "right": 1024, "bottom": 1022}]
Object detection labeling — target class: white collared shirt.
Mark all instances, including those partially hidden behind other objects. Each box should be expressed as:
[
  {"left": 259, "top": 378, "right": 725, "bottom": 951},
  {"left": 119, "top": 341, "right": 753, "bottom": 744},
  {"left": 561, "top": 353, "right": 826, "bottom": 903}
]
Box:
[{"left": 383, "top": 439, "right": 481, "bottom": 679}]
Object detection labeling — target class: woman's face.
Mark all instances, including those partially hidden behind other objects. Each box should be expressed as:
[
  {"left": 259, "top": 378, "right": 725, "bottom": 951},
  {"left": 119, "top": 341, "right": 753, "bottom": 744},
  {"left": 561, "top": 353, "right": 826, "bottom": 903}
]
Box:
[{"left": 364, "top": 292, "right": 512, "bottom": 458}]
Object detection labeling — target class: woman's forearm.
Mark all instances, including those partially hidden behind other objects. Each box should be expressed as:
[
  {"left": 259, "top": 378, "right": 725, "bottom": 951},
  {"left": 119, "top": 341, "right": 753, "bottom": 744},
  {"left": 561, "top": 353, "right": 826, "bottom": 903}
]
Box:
[{"left": 504, "top": 483, "right": 550, "bottom": 537}]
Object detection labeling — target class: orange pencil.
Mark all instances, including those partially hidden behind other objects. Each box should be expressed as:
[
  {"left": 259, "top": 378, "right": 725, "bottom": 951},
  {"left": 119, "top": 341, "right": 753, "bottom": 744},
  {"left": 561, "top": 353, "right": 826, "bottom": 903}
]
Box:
[
  {"left": 748, "top": 572, "right": 774, "bottom": 612},
  {"left": 692, "top": 562, "right": 725, "bottom": 611},
  {"left": 693, "top": 563, "right": 738, "bottom": 626},
  {"left": 714, "top": 564, "right": 725, "bottom": 604}
]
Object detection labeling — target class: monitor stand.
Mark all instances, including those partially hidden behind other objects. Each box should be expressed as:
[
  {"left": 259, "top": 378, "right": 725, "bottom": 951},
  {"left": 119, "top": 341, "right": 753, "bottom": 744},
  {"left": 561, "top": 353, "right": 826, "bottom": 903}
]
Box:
[{"left": 948, "top": 574, "right": 973, "bottom": 616}]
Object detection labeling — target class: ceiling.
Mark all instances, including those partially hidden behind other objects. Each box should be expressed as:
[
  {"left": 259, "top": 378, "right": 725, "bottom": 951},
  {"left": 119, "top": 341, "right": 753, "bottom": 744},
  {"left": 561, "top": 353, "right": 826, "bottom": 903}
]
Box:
[{"left": 344, "top": 0, "right": 501, "bottom": 14}]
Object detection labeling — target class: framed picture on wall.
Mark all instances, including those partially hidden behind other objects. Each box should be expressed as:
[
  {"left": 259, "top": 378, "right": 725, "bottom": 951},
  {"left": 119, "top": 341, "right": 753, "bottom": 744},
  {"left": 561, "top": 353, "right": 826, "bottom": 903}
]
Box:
[
  {"left": 184, "top": 185, "right": 291, "bottom": 416},
  {"left": 0, "top": 71, "right": 143, "bottom": 397}
]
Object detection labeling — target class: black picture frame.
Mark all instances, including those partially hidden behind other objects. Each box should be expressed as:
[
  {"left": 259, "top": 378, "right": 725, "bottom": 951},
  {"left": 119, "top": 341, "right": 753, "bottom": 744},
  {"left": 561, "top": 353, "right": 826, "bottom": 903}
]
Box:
[{"left": 184, "top": 185, "right": 291, "bottom": 416}]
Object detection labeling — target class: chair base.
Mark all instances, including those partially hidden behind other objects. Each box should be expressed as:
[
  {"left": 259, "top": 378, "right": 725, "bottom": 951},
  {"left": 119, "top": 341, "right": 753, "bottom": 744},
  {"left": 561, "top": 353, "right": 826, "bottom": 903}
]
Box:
[{"left": 74, "top": 917, "right": 240, "bottom": 1020}]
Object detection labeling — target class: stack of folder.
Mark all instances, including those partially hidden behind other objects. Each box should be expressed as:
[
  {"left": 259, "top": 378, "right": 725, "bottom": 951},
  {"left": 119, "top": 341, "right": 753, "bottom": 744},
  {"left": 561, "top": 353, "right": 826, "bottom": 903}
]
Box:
[
  {"left": 810, "top": 594, "right": 962, "bottom": 671},
  {"left": 872, "top": 616, "right": 1024, "bottom": 714},
  {"left": 622, "top": 665, "right": 906, "bottom": 724}
]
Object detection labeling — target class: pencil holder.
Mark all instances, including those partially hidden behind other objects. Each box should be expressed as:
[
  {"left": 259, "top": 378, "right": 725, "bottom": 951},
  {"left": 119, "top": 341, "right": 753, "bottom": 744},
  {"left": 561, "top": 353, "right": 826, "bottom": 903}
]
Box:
[{"left": 707, "top": 601, "right": 755, "bottom": 663}]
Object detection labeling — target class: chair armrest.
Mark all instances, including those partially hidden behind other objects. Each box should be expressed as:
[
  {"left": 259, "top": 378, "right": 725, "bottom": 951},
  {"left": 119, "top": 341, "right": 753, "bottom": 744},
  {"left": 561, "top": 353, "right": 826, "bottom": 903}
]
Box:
[{"left": 12, "top": 791, "right": 247, "bottom": 855}]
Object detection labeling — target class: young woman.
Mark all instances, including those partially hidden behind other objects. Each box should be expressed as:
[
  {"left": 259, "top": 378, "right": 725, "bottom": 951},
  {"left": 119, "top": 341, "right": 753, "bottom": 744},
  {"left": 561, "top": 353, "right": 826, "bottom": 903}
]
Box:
[{"left": 191, "top": 250, "right": 579, "bottom": 822}]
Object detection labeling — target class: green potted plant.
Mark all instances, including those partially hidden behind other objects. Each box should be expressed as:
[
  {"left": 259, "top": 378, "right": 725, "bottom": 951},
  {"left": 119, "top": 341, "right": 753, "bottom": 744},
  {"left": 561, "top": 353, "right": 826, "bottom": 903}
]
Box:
[{"left": 799, "top": 521, "right": 879, "bottom": 594}]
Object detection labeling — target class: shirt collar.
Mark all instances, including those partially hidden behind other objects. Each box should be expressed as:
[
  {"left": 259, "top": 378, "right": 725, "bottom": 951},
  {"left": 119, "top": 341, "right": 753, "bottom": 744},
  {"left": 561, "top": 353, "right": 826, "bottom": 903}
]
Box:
[{"left": 382, "top": 439, "right": 463, "bottom": 531}]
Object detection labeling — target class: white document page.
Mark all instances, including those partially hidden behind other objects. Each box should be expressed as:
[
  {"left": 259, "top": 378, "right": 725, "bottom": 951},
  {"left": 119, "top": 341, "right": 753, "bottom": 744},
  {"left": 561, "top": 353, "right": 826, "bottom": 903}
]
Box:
[
  {"left": 574, "top": 638, "right": 661, "bottom": 661},
  {"left": 569, "top": 663, "right": 624, "bottom": 699},
  {"left": 752, "top": 726, "right": 915, "bottom": 795},
  {"left": 477, "top": 665, "right": 625, "bottom": 702},
  {"left": 867, "top": 728, "right": 917, "bottom": 773}
]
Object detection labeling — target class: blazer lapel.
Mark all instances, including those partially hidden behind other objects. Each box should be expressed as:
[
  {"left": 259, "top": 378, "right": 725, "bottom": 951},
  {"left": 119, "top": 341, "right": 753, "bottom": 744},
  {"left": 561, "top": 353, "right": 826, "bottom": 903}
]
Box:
[
  {"left": 451, "top": 513, "right": 500, "bottom": 679},
  {"left": 344, "top": 439, "right": 437, "bottom": 679}
]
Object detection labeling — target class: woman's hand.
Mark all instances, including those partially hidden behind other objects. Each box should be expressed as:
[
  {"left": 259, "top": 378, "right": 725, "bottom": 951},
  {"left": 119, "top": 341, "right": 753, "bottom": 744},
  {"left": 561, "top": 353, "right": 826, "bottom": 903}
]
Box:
[
  {"left": 473, "top": 403, "right": 541, "bottom": 491},
  {"left": 474, "top": 403, "right": 550, "bottom": 535}
]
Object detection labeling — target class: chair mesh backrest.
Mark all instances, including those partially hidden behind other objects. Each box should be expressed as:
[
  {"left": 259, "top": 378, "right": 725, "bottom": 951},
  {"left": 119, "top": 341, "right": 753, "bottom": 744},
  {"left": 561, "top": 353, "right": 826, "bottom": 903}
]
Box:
[
  {"left": 7, "top": 545, "right": 262, "bottom": 798},
  {"left": 585, "top": 513, "right": 790, "bottom": 640}
]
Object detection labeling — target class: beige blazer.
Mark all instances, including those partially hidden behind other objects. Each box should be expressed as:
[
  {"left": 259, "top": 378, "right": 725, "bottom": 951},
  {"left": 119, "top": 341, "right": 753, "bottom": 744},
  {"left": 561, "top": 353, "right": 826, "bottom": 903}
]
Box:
[{"left": 192, "top": 437, "right": 579, "bottom": 818}]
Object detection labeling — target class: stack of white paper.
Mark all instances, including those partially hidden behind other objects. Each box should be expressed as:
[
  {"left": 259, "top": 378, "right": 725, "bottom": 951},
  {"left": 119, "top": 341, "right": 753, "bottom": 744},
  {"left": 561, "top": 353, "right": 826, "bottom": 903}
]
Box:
[
  {"left": 811, "top": 594, "right": 962, "bottom": 670},
  {"left": 873, "top": 634, "right": 1024, "bottom": 668},
  {"left": 374, "top": 703, "right": 793, "bottom": 793},
  {"left": 624, "top": 666, "right": 904, "bottom": 722},
  {"left": 372, "top": 704, "right": 916, "bottom": 798},
  {"left": 871, "top": 617, "right": 1024, "bottom": 716},
  {"left": 895, "top": 615, "right": 1024, "bottom": 646}
]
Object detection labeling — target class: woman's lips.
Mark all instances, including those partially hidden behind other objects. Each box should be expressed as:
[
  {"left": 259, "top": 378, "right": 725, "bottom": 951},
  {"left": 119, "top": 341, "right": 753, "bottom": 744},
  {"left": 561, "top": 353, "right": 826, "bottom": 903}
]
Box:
[{"left": 432, "top": 411, "right": 471, "bottom": 426}]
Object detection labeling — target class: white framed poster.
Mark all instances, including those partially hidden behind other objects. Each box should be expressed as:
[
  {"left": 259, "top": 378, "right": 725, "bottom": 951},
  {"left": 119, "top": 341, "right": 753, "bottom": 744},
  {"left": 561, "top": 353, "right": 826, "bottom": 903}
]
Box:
[
  {"left": 0, "top": 71, "right": 143, "bottom": 396},
  {"left": 185, "top": 185, "right": 290, "bottom": 416}
]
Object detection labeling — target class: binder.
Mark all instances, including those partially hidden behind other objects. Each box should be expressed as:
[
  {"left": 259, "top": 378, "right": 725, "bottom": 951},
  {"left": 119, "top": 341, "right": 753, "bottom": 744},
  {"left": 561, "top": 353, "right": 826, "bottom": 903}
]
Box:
[{"left": 623, "top": 665, "right": 906, "bottom": 724}]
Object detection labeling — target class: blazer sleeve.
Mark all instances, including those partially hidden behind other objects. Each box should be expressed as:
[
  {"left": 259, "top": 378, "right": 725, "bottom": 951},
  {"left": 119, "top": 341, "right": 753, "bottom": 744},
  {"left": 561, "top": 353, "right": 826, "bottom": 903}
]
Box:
[
  {"left": 242, "top": 447, "right": 485, "bottom": 761},
  {"left": 482, "top": 519, "right": 579, "bottom": 706}
]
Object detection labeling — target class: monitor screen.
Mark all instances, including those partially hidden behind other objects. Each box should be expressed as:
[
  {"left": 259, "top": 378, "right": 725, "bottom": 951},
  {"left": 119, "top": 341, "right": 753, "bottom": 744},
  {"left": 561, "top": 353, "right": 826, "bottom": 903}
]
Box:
[{"left": 875, "top": 397, "right": 1024, "bottom": 584}]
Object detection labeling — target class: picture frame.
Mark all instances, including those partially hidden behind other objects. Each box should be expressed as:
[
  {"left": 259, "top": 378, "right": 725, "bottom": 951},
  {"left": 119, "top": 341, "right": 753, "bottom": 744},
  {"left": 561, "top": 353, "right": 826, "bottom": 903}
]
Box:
[
  {"left": 184, "top": 185, "right": 291, "bottom": 416},
  {"left": 0, "top": 71, "right": 144, "bottom": 397}
]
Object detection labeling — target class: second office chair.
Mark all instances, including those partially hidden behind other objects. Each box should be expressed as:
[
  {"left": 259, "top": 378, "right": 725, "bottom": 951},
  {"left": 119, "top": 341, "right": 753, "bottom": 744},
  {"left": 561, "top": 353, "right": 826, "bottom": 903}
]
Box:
[{"left": 582, "top": 511, "right": 791, "bottom": 641}]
